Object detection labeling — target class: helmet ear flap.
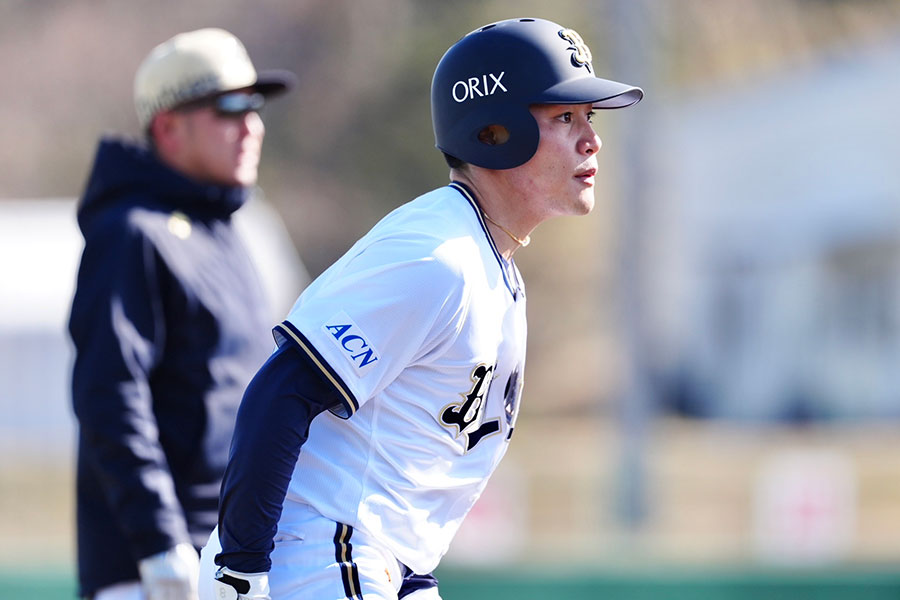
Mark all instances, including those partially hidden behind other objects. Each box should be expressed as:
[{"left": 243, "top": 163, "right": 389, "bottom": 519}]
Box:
[{"left": 442, "top": 104, "right": 539, "bottom": 170}]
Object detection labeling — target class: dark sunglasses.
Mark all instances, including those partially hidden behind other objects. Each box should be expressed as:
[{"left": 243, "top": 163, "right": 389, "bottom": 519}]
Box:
[{"left": 177, "top": 91, "right": 266, "bottom": 118}]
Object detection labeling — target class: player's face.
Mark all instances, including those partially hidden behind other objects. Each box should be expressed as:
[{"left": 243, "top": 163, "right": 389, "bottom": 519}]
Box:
[
  {"left": 170, "top": 97, "right": 265, "bottom": 187},
  {"left": 508, "top": 103, "right": 601, "bottom": 218}
]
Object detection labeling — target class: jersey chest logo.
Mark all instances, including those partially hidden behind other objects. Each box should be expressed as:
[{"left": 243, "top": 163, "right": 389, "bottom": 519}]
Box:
[
  {"left": 503, "top": 367, "right": 523, "bottom": 440},
  {"left": 440, "top": 363, "right": 501, "bottom": 452}
]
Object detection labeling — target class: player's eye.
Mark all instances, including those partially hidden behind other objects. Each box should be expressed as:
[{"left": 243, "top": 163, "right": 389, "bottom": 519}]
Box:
[
  {"left": 586, "top": 110, "right": 595, "bottom": 124},
  {"left": 557, "top": 112, "right": 574, "bottom": 123}
]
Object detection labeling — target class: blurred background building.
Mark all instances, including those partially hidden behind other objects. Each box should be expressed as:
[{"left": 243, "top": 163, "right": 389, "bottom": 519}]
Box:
[{"left": 3, "top": 0, "right": 900, "bottom": 597}]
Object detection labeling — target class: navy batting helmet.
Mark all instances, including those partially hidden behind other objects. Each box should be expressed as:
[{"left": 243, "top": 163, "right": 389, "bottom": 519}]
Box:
[{"left": 431, "top": 17, "right": 643, "bottom": 170}]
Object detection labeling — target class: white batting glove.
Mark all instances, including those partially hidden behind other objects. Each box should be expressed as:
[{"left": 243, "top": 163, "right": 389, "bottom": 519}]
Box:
[
  {"left": 137, "top": 542, "right": 201, "bottom": 600},
  {"left": 213, "top": 566, "right": 271, "bottom": 600}
]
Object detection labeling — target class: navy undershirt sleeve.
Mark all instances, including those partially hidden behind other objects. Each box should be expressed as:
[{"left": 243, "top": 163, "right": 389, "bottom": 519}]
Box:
[{"left": 215, "top": 342, "right": 344, "bottom": 573}]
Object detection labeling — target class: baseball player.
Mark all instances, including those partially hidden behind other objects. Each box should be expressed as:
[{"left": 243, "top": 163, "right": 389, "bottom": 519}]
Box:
[{"left": 199, "top": 17, "right": 642, "bottom": 599}]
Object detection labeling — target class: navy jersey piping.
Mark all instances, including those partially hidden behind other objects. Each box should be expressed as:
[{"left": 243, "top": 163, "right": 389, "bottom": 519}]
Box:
[
  {"left": 449, "top": 181, "right": 521, "bottom": 300},
  {"left": 334, "top": 523, "right": 364, "bottom": 600},
  {"left": 272, "top": 321, "right": 360, "bottom": 418}
]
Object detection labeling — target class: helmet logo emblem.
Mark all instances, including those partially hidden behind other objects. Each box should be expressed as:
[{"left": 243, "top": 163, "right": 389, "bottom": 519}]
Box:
[
  {"left": 451, "top": 71, "right": 508, "bottom": 103},
  {"left": 559, "top": 28, "right": 593, "bottom": 73}
]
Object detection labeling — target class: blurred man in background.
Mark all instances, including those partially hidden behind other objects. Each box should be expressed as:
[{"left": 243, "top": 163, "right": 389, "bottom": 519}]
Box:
[{"left": 68, "top": 28, "right": 294, "bottom": 600}]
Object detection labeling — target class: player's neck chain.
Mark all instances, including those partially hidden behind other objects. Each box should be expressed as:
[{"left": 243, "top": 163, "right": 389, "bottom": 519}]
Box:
[{"left": 481, "top": 211, "right": 530, "bottom": 247}]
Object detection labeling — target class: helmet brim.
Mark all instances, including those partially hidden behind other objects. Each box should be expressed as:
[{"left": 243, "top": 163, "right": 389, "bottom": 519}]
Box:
[{"left": 537, "top": 76, "right": 643, "bottom": 109}]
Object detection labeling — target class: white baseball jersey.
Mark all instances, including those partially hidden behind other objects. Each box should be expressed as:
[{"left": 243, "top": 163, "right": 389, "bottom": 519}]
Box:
[{"left": 273, "top": 182, "right": 526, "bottom": 574}]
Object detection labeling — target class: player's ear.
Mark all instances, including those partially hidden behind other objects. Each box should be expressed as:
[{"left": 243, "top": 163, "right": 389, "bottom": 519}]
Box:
[{"left": 477, "top": 125, "right": 510, "bottom": 146}]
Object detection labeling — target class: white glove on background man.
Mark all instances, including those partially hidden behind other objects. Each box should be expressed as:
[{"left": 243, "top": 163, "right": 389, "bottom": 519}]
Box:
[
  {"left": 137, "top": 542, "right": 201, "bottom": 600},
  {"left": 212, "top": 567, "right": 271, "bottom": 600}
]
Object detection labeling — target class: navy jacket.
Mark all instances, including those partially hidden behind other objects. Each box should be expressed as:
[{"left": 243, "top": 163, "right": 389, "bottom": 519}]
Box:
[{"left": 69, "top": 138, "right": 273, "bottom": 597}]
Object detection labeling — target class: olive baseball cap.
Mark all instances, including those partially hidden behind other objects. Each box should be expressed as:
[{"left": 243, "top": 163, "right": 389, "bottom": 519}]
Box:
[{"left": 134, "top": 27, "right": 295, "bottom": 129}]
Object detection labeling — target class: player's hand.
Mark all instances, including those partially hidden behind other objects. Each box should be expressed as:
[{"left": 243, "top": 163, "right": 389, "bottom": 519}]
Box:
[
  {"left": 213, "top": 566, "right": 271, "bottom": 600},
  {"left": 137, "top": 542, "right": 201, "bottom": 600}
]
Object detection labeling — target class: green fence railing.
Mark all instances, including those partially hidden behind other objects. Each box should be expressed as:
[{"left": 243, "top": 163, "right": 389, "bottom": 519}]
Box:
[
  {"left": 435, "top": 566, "right": 900, "bottom": 600},
  {"left": 5, "top": 565, "right": 900, "bottom": 600}
]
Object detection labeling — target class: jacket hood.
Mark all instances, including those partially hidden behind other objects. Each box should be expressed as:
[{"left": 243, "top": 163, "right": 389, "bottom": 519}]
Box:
[{"left": 77, "top": 137, "right": 250, "bottom": 230}]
